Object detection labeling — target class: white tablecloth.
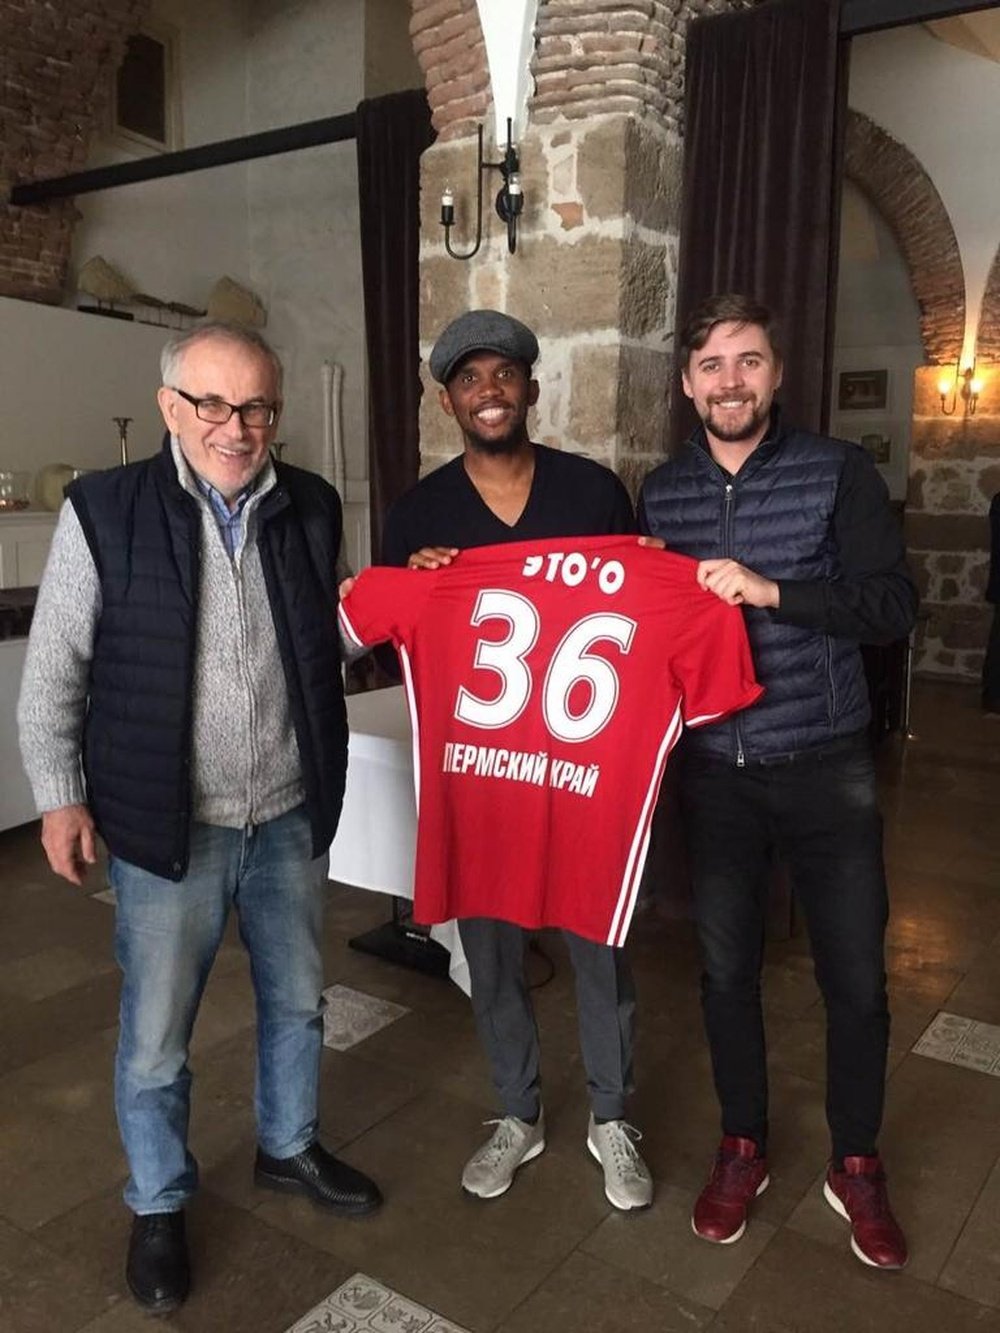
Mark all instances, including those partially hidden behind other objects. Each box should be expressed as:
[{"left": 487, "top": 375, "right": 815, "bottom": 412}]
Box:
[{"left": 328, "top": 685, "right": 469, "bottom": 992}]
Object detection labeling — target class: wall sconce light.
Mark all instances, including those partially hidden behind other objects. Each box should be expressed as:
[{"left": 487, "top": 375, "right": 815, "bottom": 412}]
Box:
[
  {"left": 938, "top": 359, "right": 981, "bottom": 416},
  {"left": 440, "top": 118, "right": 523, "bottom": 260}
]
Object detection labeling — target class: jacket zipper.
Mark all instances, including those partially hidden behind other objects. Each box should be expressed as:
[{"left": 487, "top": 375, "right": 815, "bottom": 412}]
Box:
[{"left": 721, "top": 479, "right": 747, "bottom": 767}]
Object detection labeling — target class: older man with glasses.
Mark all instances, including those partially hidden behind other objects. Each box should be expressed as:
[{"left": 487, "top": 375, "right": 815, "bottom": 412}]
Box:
[{"left": 18, "top": 320, "right": 382, "bottom": 1316}]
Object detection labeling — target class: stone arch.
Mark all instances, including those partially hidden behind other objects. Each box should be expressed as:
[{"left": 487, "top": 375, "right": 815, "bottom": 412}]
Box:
[
  {"left": 408, "top": 0, "right": 490, "bottom": 141},
  {"left": 409, "top": 1, "right": 754, "bottom": 141},
  {"left": 977, "top": 243, "right": 1000, "bottom": 363},
  {"left": 844, "top": 109, "right": 964, "bottom": 365},
  {"left": 531, "top": 0, "right": 752, "bottom": 131}
]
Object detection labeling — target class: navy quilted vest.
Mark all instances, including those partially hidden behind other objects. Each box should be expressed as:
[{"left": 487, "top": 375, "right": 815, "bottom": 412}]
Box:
[
  {"left": 67, "top": 443, "right": 348, "bottom": 878},
  {"left": 640, "top": 422, "right": 870, "bottom": 761}
]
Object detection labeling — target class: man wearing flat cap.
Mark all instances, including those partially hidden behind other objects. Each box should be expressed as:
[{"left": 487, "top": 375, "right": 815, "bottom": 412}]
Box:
[{"left": 379, "top": 309, "right": 653, "bottom": 1211}]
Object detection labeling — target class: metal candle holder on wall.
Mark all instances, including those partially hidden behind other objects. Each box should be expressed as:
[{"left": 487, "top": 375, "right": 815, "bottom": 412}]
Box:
[
  {"left": 938, "top": 360, "right": 981, "bottom": 417},
  {"left": 113, "top": 417, "right": 133, "bottom": 466},
  {"left": 440, "top": 118, "right": 523, "bottom": 259}
]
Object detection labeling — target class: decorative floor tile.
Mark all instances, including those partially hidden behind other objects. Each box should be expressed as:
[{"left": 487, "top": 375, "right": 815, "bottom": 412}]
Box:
[
  {"left": 913, "top": 1011, "right": 1000, "bottom": 1075},
  {"left": 285, "top": 1272, "right": 470, "bottom": 1333},
  {"left": 321, "top": 984, "right": 408, "bottom": 1051}
]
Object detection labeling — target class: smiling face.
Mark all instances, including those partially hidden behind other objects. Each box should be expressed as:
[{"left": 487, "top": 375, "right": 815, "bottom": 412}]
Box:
[
  {"left": 439, "top": 350, "right": 539, "bottom": 456},
  {"left": 156, "top": 334, "right": 281, "bottom": 500},
  {"left": 682, "top": 320, "right": 783, "bottom": 455}
]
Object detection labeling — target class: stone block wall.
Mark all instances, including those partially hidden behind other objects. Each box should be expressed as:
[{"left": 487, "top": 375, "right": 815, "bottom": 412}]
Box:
[
  {"left": 409, "top": 0, "right": 752, "bottom": 490},
  {"left": 0, "top": 0, "right": 150, "bottom": 302},
  {"left": 907, "top": 365, "right": 1000, "bottom": 680},
  {"left": 416, "top": 114, "right": 680, "bottom": 495}
]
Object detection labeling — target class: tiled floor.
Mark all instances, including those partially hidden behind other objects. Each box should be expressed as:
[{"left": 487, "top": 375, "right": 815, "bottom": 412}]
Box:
[{"left": 1, "top": 679, "right": 998, "bottom": 1331}]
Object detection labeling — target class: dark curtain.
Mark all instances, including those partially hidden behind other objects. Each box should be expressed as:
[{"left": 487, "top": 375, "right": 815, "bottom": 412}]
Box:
[
  {"left": 356, "top": 90, "right": 434, "bottom": 562},
  {"left": 673, "top": 0, "right": 846, "bottom": 445}
]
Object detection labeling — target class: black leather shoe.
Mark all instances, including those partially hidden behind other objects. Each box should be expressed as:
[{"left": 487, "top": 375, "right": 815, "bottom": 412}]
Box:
[
  {"left": 125, "top": 1211, "right": 189, "bottom": 1314},
  {"left": 254, "top": 1141, "right": 382, "bottom": 1216}
]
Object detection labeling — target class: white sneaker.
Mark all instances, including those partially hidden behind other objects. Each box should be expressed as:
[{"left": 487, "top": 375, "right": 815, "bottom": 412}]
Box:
[
  {"left": 587, "top": 1115, "right": 653, "bottom": 1210},
  {"left": 461, "top": 1113, "right": 546, "bottom": 1198}
]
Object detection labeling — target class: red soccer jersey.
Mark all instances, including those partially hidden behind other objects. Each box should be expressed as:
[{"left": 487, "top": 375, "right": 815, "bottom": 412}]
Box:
[{"left": 339, "top": 535, "right": 763, "bottom": 945}]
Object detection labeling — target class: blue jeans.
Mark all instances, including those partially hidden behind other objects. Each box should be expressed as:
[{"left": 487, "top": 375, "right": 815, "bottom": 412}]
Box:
[
  {"left": 111, "top": 806, "right": 326, "bottom": 1214},
  {"left": 679, "top": 733, "right": 890, "bottom": 1162}
]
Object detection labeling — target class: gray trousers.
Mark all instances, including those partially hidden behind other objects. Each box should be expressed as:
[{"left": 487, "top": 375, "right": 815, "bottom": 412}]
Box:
[{"left": 457, "top": 917, "right": 636, "bottom": 1122}]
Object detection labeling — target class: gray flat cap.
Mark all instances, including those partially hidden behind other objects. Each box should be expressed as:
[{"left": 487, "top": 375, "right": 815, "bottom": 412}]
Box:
[{"left": 429, "top": 309, "right": 539, "bottom": 384}]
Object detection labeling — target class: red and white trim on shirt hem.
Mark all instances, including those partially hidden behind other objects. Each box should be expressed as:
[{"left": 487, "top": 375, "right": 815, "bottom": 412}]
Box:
[{"left": 606, "top": 701, "right": 685, "bottom": 947}]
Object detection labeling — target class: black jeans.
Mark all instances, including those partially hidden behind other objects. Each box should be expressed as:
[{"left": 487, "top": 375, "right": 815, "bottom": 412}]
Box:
[{"left": 680, "top": 732, "right": 889, "bottom": 1162}]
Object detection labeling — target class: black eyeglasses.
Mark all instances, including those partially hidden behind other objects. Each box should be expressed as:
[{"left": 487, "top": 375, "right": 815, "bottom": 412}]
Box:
[{"left": 170, "top": 386, "right": 278, "bottom": 428}]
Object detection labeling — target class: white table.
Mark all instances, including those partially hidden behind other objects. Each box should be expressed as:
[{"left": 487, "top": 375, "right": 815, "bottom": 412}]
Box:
[{"left": 329, "top": 685, "right": 468, "bottom": 992}]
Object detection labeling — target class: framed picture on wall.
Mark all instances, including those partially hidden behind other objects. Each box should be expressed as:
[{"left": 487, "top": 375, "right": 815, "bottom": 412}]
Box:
[
  {"left": 833, "top": 416, "right": 902, "bottom": 471},
  {"left": 838, "top": 369, "right": 889, "bottom": 412},
  {"left": 109, "top": 25, "right": 180, "bottom": 153},
  {"left": 859, "top": 431, "right": 891, "bottom": 464}
]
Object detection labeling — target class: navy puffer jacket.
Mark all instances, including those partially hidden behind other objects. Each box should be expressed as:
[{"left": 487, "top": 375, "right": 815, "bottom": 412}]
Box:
[{"left": 639, "top": 421, "right": 871, "bottom": 762}]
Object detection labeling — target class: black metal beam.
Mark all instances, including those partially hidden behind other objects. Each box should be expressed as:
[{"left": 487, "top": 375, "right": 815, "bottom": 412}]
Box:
[
  {"left": 840, "top": 0, "right": 993, "bottom": 37},
  {"left": 9, "top": 110, "right": 357, "bottom": 207}
]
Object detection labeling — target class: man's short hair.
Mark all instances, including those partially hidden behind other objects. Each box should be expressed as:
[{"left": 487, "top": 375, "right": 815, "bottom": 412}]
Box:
[
  {"left": 679, "top": 294, "right": 781, "bottom": 368},
  {"left": 160, "top": 320, "right": 284, "bottom": 395}
]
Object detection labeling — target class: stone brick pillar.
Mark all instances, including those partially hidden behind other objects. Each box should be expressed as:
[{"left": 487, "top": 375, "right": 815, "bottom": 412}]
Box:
[
  {"left": 907, "top": 367, "right": 1000, "bottom": 680},
  {"left": 0, "top": 0, "right": 150, "bottom": 303},
  {"left": 410, "top": 0, "right": 752, "bottom": 491}
]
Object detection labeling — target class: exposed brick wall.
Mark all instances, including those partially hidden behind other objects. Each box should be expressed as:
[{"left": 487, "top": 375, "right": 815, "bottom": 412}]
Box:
[
  {"left": 0, "top": 0, "right": 150, "bottom": 303},
  {"left": 532, "top": 0, "right": 754, "bottom": 131},
  {"left": 844, "top": 109, "right": 964, "bottom": 367},
  {"left": 409, "top": 0, "right": 489, "bottom": 142},
  {"left": 977, "top": 242, "right": 1000, "bottom": 364},
  {"left": 409, "top": 0, "right": 755, "bottom": 141}
]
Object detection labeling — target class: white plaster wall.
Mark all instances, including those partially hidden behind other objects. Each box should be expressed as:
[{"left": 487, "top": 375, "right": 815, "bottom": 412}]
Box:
[
  {"left": 70, "top": 0, "right": 252, "bottom": 310},
  {"left": 365, "top": 0, "right": 424, "bottom": 98},
  {"left": 849, "top": 24, "right": 1000, "bottom": 360},
  {"left": 243, "top": 0, "right": 370, "bottom": 568},
  {"left": 2, "top": 0, "right": 422, "bottom": 570},
  {"left": 832, "top": 181, "right": 924, "bottom": 501},
  {"left": 245, "top": 0, "right": 366, "bottom": 513},
  {"left": 0, "top": 296, "right": 167, "bottom": 475},
  {"left": 0, "top": 0, "right": 254, "bottom": 478}
]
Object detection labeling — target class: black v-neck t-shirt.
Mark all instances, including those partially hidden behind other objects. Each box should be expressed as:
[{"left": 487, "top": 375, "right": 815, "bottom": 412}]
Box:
[{"left": 381, "top": 443, "right": 635, "bottom": 566}]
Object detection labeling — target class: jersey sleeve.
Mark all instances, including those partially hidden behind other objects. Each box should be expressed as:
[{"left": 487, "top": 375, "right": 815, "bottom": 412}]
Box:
[
  {"left": 338, "top": 566, "right": 433, "bottom": 651},
  {"left": 669, "top": 584, "right": 764, "bottom": 727}
]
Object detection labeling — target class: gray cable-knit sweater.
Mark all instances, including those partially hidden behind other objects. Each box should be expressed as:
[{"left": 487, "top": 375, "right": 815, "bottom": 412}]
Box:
[{"left": 18, "top": 441, "right": 308, "bottom": 829}]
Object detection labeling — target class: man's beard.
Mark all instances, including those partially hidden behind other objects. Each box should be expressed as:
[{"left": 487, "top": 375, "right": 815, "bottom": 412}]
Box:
[{"left": 702, "top": 397, "right": 770, "bottom": 443}]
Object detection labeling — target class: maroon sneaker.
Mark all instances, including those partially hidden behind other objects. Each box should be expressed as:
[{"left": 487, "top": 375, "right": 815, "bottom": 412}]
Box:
[
  {"left": 823, "top": 1155, "right": 908, "bottom": 1269},
  {"left": 692, "top": 1135, "right": 769, "bottom": 1243}
]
